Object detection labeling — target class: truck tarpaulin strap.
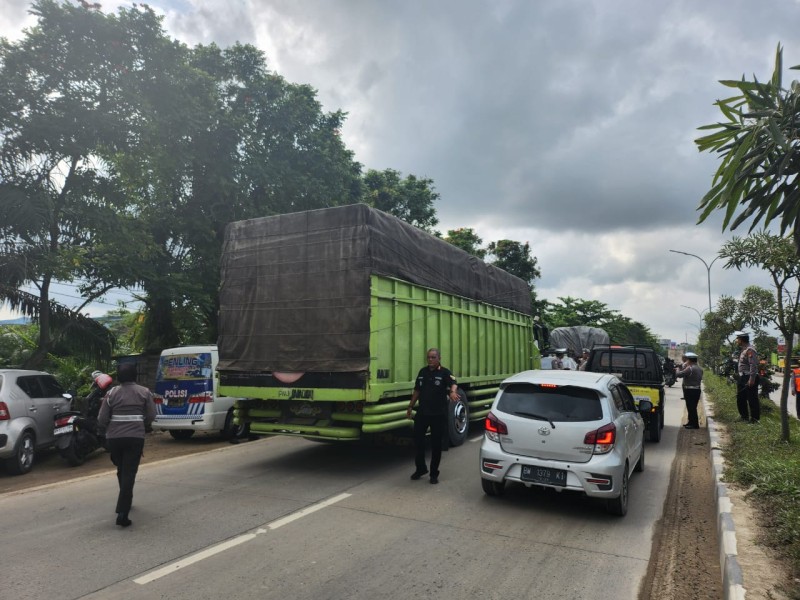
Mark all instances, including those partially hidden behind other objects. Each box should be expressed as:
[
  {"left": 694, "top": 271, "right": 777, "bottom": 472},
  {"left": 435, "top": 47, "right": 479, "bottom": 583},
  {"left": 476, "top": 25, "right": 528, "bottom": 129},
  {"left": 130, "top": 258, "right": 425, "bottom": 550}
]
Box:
[{"left": 217, "top": 204, "right": 532, "bottom": 373}]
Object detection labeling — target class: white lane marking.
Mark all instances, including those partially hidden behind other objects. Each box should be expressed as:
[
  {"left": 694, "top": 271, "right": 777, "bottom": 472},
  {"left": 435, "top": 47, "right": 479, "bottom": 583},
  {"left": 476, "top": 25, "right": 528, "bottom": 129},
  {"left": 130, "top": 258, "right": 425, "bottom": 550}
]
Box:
[{"left": 134, "top": 493, "right": 351, "bottom": 585}]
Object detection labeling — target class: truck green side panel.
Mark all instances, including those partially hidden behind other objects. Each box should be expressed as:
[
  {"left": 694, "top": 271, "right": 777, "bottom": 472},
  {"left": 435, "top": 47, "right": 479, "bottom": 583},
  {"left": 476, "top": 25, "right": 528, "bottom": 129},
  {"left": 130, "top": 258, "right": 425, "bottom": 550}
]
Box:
[{"left": 221, "top": 274, "right": 538, "bottom": 440}]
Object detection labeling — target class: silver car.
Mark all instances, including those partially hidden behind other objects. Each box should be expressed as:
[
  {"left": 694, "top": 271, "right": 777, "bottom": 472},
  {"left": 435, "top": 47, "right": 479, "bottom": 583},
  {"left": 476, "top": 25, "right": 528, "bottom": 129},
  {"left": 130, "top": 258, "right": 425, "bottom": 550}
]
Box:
[
  {"left": 0, "top": 370, "right": 71, "bottom": 475},
  {"left": 479, "top": 370, "right": 649, "bottom": 516}
]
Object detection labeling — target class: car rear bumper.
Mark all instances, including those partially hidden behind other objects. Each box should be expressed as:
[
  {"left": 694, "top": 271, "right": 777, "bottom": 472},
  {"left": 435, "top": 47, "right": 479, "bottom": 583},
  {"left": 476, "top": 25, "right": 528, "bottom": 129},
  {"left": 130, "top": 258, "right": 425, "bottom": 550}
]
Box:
[{"left": 479, "top": 437, "right": 627, "bottom": 499}]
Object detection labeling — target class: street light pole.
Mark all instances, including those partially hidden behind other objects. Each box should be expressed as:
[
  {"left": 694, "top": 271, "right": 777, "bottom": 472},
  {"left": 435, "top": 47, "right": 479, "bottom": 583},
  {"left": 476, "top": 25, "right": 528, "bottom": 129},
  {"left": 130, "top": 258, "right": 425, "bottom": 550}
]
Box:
[{"left": 669, "top": 250, "right": 720, "bottom": 314}]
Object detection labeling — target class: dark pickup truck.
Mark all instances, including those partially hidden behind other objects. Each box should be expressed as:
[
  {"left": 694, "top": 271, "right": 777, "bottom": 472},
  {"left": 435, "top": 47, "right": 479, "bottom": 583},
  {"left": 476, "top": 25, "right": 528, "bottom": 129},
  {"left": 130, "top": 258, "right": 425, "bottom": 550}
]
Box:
[{"left": 585, "top": 345, "right": 666, "bottom": 442}]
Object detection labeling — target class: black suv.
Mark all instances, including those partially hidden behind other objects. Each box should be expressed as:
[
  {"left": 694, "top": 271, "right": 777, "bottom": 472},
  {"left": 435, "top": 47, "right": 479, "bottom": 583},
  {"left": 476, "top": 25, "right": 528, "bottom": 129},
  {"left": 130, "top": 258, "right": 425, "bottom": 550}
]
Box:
[{"left": 584, "top": 345, "right": 666, "bottom": 442}]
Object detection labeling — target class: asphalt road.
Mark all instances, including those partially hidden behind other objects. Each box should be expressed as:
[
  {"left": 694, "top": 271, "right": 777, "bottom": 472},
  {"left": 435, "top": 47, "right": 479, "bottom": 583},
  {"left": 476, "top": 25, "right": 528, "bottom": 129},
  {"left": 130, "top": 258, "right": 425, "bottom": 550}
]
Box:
[{"left": 1, "top": 388, "right": 685, "bottom": 600}]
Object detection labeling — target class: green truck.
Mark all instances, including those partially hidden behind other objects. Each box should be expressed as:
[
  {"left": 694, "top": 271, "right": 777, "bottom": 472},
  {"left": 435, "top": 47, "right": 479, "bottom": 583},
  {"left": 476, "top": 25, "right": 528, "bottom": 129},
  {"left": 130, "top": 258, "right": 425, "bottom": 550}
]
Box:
[{"left": 216, "top": 204, "right": 540, "bottom": 445}]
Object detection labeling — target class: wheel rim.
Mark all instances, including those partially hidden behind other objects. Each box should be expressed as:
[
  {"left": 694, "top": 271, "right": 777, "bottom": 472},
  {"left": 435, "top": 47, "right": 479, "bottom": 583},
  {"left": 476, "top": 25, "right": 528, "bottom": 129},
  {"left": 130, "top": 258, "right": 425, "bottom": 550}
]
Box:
[
  {"left": 19, "top": 435, "right": 34, "bottom": 470},
  {"left": 453, "top": 401, "right": 468, "bottom": 435}
]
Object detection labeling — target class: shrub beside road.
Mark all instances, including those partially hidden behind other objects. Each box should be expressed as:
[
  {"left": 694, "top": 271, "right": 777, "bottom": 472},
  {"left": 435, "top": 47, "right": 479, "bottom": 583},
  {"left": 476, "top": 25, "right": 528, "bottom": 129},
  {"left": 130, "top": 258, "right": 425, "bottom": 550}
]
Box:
[{"left": 704, "top": 374, "right": 800, "bottom": 588}]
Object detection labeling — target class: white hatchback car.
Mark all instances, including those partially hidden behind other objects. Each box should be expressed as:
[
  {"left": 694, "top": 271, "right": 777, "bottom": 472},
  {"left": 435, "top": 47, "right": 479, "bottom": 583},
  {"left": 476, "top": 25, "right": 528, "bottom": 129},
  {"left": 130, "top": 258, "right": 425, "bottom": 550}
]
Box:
[{"left": 479, "top": 369, "right": 650, "bottom": 516}]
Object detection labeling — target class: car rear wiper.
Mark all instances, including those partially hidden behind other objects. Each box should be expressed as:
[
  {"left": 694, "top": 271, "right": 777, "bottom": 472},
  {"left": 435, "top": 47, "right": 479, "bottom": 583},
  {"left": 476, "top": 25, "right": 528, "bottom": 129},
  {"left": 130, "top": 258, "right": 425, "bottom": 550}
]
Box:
[{"left": 514, "top": 412, "right": 556, "bottom": 428}]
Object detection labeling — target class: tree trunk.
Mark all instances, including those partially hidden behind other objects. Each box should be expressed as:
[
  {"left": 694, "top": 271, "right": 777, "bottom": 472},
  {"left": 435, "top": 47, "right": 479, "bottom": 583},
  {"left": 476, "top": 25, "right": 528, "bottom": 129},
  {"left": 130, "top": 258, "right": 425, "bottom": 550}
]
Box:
[
  {"left": 22, "top": 278, "right": 53, "bottom": 370},
  {"left": 780, "top": 339, "right": 793, "bottom": 442}
]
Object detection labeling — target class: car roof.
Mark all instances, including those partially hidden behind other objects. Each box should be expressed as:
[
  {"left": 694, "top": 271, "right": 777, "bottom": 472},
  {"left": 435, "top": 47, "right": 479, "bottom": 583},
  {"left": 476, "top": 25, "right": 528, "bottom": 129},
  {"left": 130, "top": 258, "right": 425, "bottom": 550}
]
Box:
[
  {"left": 0, "top": 369, "right": 51, "bottom": 376},
  {"left": 503, "top": 369, "right": 617, "bottom": 391}
]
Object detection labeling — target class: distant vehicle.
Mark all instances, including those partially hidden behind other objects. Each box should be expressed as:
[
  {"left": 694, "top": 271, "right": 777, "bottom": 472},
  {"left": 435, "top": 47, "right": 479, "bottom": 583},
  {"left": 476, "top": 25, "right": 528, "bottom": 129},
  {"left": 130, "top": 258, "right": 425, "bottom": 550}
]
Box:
[
  {"left": 0, "top": 370, "right": 71, "bottom": 475},
  {"left": 479, "top": 369, "right": 649, "bottom": 516},
  {"left": 151, "top": 346, "right": 244, "bottom": 440},
  {"left": 584, "top": 345, "right": 666, "bottom": 442}
]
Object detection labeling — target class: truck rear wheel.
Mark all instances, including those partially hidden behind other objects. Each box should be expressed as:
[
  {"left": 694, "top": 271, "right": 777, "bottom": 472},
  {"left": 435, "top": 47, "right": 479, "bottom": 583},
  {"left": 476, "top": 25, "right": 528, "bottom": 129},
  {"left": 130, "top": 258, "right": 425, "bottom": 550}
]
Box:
[{"left": 447, "top": 388, "right": 469, "bottom": 447}]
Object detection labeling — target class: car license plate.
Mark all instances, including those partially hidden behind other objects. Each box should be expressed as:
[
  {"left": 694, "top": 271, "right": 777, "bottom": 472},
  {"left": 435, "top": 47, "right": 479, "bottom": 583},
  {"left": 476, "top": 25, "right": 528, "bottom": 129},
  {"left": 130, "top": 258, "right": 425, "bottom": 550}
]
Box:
[
  {"left": 521, "top": 465, "right": 567, "bottom": 486},
  {"left": 54, "top": 425, "right": 74, "bottom": 436}
]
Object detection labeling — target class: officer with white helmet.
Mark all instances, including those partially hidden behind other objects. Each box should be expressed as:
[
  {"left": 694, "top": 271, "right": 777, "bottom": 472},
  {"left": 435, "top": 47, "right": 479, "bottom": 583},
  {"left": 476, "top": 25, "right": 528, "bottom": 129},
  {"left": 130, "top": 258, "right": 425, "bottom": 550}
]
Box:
[{"left": 734, "top": 330, "right": 760, "bottom": 423}]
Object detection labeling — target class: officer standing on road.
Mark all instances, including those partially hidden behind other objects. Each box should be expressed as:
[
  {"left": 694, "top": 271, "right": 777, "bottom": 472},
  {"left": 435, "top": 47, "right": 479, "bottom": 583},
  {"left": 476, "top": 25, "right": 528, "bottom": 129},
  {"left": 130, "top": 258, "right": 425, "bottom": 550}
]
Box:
[
  {"left": 552, "top": 349, "right": 566, "bottom": 370},
  {"left": 676, "top": 352, "right": 703, "bottom": 429},
  {"left": 406, "top": 348, "right": 459, "bottom": 485},
  {"left": 98, "top": 362, "right": 156, "bottom": 527},
  {"left": 734, "top": 331, "right": 760, "bottom": 423}
]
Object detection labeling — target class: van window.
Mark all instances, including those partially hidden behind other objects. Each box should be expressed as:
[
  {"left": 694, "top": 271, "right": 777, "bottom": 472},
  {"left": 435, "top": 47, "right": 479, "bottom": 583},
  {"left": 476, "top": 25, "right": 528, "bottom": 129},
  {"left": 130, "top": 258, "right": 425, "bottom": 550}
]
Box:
[{"left": 498, "top": 383, "right": 603, "bottom": 422}]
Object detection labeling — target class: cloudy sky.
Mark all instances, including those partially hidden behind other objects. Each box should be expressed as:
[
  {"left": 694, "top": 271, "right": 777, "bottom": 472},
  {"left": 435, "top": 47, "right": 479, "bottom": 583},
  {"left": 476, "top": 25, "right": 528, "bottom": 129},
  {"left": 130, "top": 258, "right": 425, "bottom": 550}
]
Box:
[{"left": 2, "top": 0, "right": 798, "bottom": 343}]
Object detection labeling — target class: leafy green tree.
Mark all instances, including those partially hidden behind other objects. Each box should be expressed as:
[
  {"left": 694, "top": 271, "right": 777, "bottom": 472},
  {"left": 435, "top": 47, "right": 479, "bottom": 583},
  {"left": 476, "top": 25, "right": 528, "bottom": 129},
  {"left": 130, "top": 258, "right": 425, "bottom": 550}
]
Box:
[
  {"left": 486, "top": 240, "right": 541, "bottom": 289},
  {"left": 0, "top": 0, "right": 156, "bottom": 366},
  {"left": 696, "top": 44, "right": 800, "bottom": 254},
  {"left": 363, "top": 168, "right": 438, "bottom": 232},
  {"left": 720, "top": 232, "right": 800, "bottom": 441},
  {"left": 116, "top": 41, "right": 363, "bottom": 349},
  {"left": 545, "top": 297, "right": 619, "bottom": 329},
  {"left": 444, "top": 228, "right": 486, "bottom": 259}
]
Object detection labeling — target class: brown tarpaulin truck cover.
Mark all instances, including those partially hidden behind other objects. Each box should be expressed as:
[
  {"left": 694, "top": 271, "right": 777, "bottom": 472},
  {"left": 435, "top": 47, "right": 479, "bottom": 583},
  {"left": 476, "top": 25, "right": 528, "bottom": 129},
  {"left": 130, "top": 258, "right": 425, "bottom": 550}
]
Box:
[{"left": 217, "top": 204, "right": 531, "bottom": 373}]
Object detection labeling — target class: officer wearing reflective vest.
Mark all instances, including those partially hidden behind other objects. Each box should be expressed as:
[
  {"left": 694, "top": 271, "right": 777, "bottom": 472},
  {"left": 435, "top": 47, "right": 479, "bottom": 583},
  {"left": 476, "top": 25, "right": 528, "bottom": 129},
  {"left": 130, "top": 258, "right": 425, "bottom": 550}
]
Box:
[{"left": 791, "top": 364, "right": 800, "bottom": 419}]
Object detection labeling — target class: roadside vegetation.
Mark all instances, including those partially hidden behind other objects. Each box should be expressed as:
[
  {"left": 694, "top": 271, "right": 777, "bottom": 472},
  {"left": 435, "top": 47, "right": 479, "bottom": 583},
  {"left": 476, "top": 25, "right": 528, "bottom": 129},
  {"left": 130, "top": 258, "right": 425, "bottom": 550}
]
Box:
[{"left": 704, "top": 373, "right": 800, "bottom": 582}]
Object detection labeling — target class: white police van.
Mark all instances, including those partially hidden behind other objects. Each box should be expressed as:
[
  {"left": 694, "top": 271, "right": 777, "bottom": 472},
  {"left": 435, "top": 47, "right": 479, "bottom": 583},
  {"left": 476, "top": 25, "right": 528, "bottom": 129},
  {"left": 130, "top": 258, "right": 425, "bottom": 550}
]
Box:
[{"left": 151, "top": 345, "right": 244, "bottom": 440}]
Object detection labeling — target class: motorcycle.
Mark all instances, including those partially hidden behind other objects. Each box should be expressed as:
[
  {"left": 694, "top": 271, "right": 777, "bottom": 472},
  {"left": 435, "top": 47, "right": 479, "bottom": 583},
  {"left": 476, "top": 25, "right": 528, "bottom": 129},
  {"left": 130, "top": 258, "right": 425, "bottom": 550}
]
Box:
[
  {"left": 53, "top": 371, "right": 113, "bottom": 466},
  {"left": 663, "top": 358, "right": 676, "bottom": 387}
]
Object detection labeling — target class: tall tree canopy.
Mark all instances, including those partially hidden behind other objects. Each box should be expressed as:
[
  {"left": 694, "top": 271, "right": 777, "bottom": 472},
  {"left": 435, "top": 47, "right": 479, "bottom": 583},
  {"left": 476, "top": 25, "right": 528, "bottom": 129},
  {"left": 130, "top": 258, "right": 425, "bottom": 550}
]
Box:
[
  {"left": 444, "top": 227, "right": 486, "bottom": 259},
  {"left": 696, "top": 44, "right": 800, "bottom": 255},
  {"left": 362, "top": 168, "right": 439, "bottom": 232}
]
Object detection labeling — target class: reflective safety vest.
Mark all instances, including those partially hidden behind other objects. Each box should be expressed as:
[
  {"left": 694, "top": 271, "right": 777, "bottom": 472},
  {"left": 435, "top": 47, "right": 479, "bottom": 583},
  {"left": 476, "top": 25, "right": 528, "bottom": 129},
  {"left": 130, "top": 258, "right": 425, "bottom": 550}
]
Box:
[{"left": 794, "top": 368, "right": 800, "bottom": 393}]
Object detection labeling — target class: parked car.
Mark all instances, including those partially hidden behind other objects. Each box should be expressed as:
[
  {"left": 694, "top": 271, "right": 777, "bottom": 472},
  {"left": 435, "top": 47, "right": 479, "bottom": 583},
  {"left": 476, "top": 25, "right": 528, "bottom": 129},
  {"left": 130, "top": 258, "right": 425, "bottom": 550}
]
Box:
[
  {"left": 479, "top": 369, "right": 650, "bottom": 516},
  {"left": 0, "top": 370, "right": 71, "bottom": 475}
]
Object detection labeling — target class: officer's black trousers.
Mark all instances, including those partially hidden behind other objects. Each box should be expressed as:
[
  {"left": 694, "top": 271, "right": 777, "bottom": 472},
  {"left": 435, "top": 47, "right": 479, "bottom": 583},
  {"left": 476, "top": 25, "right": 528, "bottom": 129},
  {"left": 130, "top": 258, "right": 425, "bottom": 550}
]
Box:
[
  {"left": 107, "top": 437, "right": 145, "bottom": 515},
  {"left": 414, "top": 413, "right": 446, "bottom": 477},
  {"left": 736, "top": 375, "right": 760, "bottom": 421},
  {"left": 683, "top": 388, "right": 701, "bottom": 427}
]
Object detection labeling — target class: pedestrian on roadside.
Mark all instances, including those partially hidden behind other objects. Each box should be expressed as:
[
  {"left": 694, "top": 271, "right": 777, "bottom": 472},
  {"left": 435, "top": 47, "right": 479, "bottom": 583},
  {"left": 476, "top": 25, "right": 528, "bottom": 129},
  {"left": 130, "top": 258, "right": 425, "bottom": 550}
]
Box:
[
  {"left": 97, "top": 362, "right": 156, "bottom": 527},
  {"left": 578, "top": 348, "right": 590, "bottom": 371},
  {"left": 406, "top": 348, "right": 459, "bottom": 485},
  {"left": 676, "top": 352, "right": 703, "bottom": 429},
  {"left": 734, "top": 331, "right": 760, "bottom": 423},
  {"left": 790, "top": 366, "right": 800, "bottom": 419}
]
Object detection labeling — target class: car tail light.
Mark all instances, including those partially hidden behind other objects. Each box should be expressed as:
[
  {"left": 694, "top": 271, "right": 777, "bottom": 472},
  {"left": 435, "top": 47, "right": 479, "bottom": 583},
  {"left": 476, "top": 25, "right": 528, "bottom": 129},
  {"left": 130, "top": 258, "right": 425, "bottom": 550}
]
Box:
[
  {"left": 484, "top": 411, "right": 508, "bottom": 442},
  {"left": 584, "top": 422, "right": 616, "bottom": 454},
  {"left": 153, "top": 395, "right": 164, "bottom": 405},
  {"left": 0, "top": 402, "right": 9, "bottom": 421}
]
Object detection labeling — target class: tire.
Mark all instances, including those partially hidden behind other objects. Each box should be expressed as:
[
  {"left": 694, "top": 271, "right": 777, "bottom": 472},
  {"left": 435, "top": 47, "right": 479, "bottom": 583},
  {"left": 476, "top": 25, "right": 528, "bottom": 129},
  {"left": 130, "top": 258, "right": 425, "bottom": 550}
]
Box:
[
  {"left": 634, "top": 438, "right": 645, "bottom": 472},
  {"left": 447, "top": 388, "right": 469, "bottom": 447},
  {"left": 169, "top": 429, "right": 195, "bottom": 440},
  {"left": 64, "top": 437, "right": 88, "bottom": 467},
  {"left": 5, "top": 431, "right": 35, "bottom": 475},
  {"left": 481, "top": 478, "right": 505, "bottom": 496},
  {"left": 606, "top": 465, "right": 629, "bottom": 516},
  {"left": 220, "top": 409, "right": 248, "bottom": 441},
  {"left": 648, "top": 413, "right": 661, "bottom": 443}
]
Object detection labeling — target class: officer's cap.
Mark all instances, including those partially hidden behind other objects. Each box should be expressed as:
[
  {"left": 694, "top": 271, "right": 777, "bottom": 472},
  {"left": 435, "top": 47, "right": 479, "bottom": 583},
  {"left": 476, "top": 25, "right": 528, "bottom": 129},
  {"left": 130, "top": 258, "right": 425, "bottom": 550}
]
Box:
[
  {"left": 554, "top": 348, "right": 567, "bottom": 354},
  {"left": 733, "top": 330, "right": 749, "bottom": 340},
  {"left": 684, "top": 352, "right": 698, "bottom": 359}
]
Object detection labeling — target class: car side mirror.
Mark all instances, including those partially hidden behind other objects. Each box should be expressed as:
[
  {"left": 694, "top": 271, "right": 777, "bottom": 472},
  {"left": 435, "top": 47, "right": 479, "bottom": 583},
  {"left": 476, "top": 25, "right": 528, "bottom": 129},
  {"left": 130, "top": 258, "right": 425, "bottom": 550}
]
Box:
[{"left": 637, "top": 399, "right": 653, "bottom": 413}]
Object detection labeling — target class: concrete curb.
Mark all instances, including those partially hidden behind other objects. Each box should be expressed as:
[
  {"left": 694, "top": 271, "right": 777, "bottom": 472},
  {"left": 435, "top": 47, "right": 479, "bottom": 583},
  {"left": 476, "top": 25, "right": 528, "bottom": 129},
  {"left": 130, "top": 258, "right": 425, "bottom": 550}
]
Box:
[{"left": 703, "top": 395, "right": 746, "bottom": 600}]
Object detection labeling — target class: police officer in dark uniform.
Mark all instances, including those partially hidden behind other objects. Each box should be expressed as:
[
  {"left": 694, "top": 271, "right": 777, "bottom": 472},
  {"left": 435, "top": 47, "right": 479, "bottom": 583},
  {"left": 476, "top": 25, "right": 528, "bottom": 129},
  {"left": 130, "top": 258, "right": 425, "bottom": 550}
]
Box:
[{"left": 406, "top": 348, "right": 459, "bottom": 484}]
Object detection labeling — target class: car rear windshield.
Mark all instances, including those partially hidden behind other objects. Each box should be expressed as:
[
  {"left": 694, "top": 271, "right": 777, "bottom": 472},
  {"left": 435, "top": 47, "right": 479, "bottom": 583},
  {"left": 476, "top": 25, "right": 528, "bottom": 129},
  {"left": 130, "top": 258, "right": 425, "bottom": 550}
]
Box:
[{"left": 497, "top": 383, "right": 603, "bottom": 422}]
